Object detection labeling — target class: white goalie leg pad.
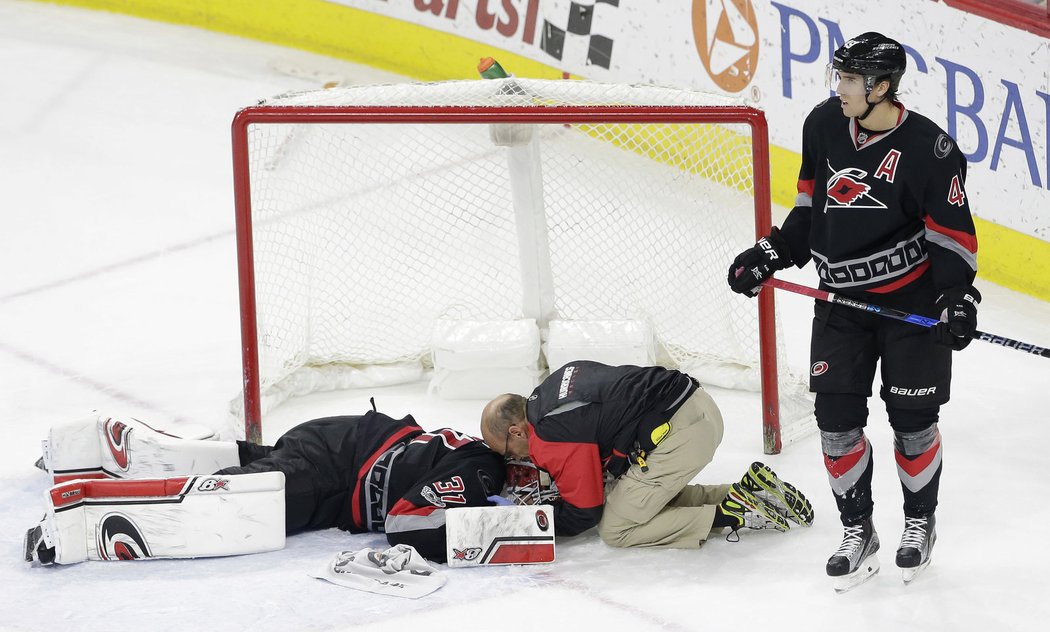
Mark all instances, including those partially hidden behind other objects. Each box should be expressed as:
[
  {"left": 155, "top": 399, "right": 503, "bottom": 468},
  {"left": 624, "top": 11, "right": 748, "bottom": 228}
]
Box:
[
  {"left": 44, "top": 413, "right": 231, "bottom": 482},
  {"left": 96, "top": 414, "right": 239, "bottom": 479},
  {"left": 38, "top": 472, "right": 285, "bottom": 564},
  {"left": 44, "top": 414, "right": 105, "bottom": 483},
  {"left": 445, "top": 505, "right": 555, "bottom": 567}
]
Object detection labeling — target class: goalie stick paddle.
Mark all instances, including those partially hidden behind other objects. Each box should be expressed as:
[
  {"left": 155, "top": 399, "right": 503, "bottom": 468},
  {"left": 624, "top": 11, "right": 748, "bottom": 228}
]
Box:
[{"left": 763, "top": 277, "right": 1050, "bottom": 359}]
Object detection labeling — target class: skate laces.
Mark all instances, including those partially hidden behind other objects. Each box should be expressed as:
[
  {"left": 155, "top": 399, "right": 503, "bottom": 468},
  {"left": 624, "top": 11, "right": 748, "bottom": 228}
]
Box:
[
  {"left": 833, "top": 524, "right": 866, "bottom": 558},
  {"left": 899, "top": 517, "right": 928, "bottom": 549}
]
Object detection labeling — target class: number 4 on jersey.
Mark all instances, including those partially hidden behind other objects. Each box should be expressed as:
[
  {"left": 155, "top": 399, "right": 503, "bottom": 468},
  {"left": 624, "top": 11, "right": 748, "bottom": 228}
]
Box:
[{"left": 947, "top": 174, "right": 966, "bottom": 206}]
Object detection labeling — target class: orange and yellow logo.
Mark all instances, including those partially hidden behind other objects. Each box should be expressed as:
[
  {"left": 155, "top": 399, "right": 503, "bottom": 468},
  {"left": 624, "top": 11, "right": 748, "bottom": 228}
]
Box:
[{"left": 692, "top": 0, "right": 760, "bottom": 93}]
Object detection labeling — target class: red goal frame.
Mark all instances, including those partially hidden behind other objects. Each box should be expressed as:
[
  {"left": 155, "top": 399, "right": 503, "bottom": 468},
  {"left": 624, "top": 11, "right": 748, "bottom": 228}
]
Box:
[{"left": 231, "top": 104, "right": 783, "bottom": 453}]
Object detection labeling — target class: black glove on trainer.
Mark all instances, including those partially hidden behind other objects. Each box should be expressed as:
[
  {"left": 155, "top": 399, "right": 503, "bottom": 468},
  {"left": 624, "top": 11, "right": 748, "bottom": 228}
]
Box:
[
  {"left": 931, "top": 286, "right": 981, "bottom": 350},
  {"left": 727, "top": 228, "right": 792, "bottom": 296}
]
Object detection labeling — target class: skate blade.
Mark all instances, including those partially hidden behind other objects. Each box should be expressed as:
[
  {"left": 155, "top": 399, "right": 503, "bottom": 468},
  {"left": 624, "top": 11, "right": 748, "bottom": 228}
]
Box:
[
  {"left": 901, "top": 557, "right": 932, "bottom": 584},
  {"left": 833, "top": 556, "right": 881, "bottom": 594},
  {"left": 23, "top": 526, "right": 40, "bottom": 564}
]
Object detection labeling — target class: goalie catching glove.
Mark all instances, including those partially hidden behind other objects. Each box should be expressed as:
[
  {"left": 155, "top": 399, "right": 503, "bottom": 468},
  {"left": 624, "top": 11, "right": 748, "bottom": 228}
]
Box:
[
  {"left": 727, "top": 228, "right": 793, "bottom": 296},
  {"left": 931, "top": 286, "right": 981, "bottom": 350}
]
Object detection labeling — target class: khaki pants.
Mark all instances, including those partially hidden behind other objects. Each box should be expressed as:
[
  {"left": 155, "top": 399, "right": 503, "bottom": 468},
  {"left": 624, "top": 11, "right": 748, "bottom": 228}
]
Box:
[{"left": 597, "top": 388, "right": 729, "bottom": 548}]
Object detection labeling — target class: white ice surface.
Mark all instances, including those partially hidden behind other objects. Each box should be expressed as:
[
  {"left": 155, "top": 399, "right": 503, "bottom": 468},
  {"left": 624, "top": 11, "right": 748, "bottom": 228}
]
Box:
[{"left": 2, "top": 2, "right": 1050, "bottom": 631}]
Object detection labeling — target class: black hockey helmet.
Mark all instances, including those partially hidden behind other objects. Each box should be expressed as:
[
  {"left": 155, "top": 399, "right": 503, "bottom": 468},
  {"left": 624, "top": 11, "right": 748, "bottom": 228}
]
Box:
[{"left": 831, "top": 32, "right": 906, "bottom": 94}]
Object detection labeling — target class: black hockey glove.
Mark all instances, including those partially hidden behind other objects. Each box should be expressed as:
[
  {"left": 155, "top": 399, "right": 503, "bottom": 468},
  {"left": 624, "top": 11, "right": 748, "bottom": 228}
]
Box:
[
  {"left": 931, "top": 286, "right": 981, "bottom": 350},
  {"left": 727, "top": 228, "right": 792, "bottom": 296}
]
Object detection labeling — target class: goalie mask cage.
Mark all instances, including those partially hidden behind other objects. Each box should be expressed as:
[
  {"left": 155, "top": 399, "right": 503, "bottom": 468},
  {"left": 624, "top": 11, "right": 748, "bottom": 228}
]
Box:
[{"left": 231, "top": 78, "right": 811, "bottom": 454}]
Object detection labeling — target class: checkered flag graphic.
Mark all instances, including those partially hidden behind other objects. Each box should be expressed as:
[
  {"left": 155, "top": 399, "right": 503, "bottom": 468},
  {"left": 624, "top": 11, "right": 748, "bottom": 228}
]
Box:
[{"left": 540, "top": 0, "right": 619, "bottom": 70}]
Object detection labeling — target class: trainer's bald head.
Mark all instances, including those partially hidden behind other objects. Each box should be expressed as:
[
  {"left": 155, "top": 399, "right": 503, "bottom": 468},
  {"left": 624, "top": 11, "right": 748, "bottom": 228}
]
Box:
[{"left": 480, "top": 393, "right": 528, "bottom": 457}]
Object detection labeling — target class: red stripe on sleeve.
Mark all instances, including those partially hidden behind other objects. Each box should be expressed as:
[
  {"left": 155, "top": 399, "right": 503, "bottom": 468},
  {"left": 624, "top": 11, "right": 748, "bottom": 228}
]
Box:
[
  {"left": 924, "top": 215, "right": 978, "bottom": 253},
  {"left": 797, "top": 179, "right": 815, "bottom": 196},
  {"left": 388, "top": 498, "right": 438, "bottom": 518}
]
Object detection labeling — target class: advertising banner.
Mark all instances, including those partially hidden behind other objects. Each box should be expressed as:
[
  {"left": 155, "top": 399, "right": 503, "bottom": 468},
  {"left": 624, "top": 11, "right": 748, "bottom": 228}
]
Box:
[{"left": 331, "top": 0, "right": 1050, "bottom": 242}]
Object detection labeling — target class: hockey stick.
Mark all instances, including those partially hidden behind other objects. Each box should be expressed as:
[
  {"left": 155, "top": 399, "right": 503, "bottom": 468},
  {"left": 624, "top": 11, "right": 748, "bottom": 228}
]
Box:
[{"left": 763, "top": 277, "right": 1050, "bottom": 359}]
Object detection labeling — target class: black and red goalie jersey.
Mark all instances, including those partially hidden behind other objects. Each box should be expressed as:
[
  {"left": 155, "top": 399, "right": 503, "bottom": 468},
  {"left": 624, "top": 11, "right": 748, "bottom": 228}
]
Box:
[
  {"left": 779, "top": 97, "right": 978, "bottom": 297},
  {"left": 221, "top": 410, "right": 504, "bottom": 563}
]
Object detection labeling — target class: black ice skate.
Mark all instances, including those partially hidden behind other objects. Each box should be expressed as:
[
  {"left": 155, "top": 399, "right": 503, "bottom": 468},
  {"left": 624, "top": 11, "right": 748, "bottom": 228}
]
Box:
[
  {"left": 827, "top": 518, "right": 880, "bottom": 593},
  {"left": 896, "top": 514, "right": 936, "bottom": 584},
  {"left": 23, "top": 520, "right": 56, "bottom": 566},
  {"left": 739, "top": 461, "right": 815, "bottom": 527}
]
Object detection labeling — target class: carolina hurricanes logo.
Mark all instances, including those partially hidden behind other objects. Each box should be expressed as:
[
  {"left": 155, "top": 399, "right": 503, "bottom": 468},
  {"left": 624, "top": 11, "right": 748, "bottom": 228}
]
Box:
[
  {"left": 97, "top": 513, "right": 152, "bottom": 561},
  {"left": 827, "top": 168, "right": 871, "bottom": 205},
  {"left": 824, "top": 162, "right": 887, "bottom": 212},
  {"left": 811, "top": 361, "right": 829, "bottom": 376},
  {"left": 452, "top": 547, "right": 482, "bottom": 561},
  {"left": 104, "top": 419, "right": 132, "bottom": 471},
  {"left": 536, "top": 510, "right": 550, "bottom": 531}
]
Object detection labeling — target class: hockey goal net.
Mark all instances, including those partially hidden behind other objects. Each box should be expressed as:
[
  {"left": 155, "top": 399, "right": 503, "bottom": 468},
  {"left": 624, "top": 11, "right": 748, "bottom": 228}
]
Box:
[{"left": 231, "top": 78, "right": 812, "bottom": 453}]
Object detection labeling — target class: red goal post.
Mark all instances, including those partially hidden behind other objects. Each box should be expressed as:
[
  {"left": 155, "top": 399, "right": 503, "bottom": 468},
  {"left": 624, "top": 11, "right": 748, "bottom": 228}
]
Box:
[{"left": 231, "top": 78, "right": 810, "bottom": 453}]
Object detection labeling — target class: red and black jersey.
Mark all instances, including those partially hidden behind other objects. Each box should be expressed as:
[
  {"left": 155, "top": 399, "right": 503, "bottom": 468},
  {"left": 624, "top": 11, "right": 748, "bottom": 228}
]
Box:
[
  {"left": 779, "top": 97, "right": 978, "bottom": 297},
  {"left": 222, "top": 411, "right": 503, "bottom": 563},
  {"left": 380, "top": 428, "right": 504, "bottom": 562},
  {"left": 524, "top": 361, "right": 698, "bottom": 536}
]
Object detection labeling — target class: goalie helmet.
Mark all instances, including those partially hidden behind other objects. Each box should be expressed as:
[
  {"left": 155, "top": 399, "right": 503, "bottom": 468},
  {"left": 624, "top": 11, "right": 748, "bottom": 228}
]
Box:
[{"left": 503, "top": 459, "right": 560, "bottom": 506}]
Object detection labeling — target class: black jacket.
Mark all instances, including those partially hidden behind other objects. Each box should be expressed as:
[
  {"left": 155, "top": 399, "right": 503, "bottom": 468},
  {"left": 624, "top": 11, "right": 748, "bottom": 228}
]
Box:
[{"left": 524, "top": 362, "right": 697, "bottom": 536}]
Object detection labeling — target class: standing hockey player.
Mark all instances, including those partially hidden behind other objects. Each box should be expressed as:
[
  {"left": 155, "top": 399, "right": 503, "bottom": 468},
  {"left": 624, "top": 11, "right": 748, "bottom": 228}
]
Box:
[
  {"left": 727, "top": 33, "right": 979, "bottom": 591},
  {"left": 480, "top": 361, "right": 814, "bottom": 549}
]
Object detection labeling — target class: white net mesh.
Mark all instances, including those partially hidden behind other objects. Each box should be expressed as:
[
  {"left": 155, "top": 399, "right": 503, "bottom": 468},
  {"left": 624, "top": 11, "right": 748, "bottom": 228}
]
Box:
[{"left": 237, "top": 78, "right": 811, "bottom": 433}]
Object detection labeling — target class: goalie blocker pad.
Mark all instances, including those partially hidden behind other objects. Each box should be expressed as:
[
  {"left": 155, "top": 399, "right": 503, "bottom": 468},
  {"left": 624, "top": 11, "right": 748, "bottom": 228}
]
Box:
[
  {"left": 29, "top": 472, "right": 285, "bottom": 565},
  {"left": 43, "top": 413, "right": 238, "bottom": 483},
  {"left": 445, "top": 505, "right": 554, "bottom": 567}
]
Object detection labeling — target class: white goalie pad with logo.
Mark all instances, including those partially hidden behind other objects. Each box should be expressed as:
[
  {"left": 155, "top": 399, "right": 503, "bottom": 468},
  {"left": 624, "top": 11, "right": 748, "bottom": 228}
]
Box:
[
  {"left": 29, "top": 472, "right": 285, "bottom": 565},
  {"left": 42, "top": 413, "right": 238, "bottom": 483},
  {"left": 445, "top": 505, "right": 555, "bottom": 567}
]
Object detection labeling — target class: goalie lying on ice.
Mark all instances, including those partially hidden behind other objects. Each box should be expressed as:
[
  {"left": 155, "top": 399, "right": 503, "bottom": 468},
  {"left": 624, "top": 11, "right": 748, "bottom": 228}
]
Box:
[{"left": 25, "top": 409, "right": 511, "bottom": 565}]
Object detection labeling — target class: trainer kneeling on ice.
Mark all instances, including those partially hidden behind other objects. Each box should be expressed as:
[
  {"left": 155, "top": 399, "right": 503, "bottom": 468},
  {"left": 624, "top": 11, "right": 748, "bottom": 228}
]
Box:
[
  {"left": 25, "top": 408, "right": 506, "bottom": 565},
  {"left": 481, "top": 361, "right": 815, "bottom": 548}
]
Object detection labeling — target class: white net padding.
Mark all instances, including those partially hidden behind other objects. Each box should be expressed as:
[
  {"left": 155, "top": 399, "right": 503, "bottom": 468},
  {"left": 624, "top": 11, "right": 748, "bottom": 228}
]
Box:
[{"left": 233, "top": 78, "right": 813, "bottom": 446}]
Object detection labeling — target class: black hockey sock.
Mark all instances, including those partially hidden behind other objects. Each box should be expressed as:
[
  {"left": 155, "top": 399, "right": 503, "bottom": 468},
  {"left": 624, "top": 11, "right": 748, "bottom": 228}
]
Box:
[
  {"left": 821, "top": 429, "right": 875, "bottom": 524},
  {"left": 894, "top": 425, "right": 943, "bottom": 517}
]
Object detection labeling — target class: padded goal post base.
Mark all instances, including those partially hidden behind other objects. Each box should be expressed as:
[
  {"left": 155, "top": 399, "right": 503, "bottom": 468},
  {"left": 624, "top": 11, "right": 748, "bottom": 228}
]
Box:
[{"left": 26, "top": 472, "right": 285, "bottom": 565}]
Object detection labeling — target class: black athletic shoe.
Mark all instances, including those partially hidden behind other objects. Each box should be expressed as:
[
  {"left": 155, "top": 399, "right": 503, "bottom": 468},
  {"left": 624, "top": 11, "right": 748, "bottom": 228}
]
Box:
[
  {"left": 719, "top": 482, "right": 791, "bottom": 536},
  {"left": 896, "top": 513, "right": 936, "bottom": 583},
  {"left": 739, "top": 461, "right": 815, "bottom": 526}
]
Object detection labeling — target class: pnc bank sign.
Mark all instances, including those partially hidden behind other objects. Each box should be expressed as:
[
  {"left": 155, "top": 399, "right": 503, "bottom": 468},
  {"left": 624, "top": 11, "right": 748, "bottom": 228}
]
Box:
[{"left": 692, "top": 0, "right": 760, "bottom": 93}]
